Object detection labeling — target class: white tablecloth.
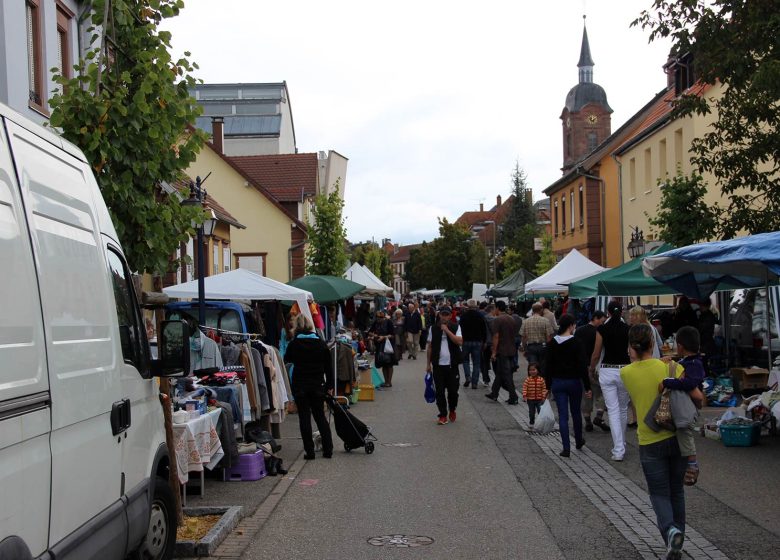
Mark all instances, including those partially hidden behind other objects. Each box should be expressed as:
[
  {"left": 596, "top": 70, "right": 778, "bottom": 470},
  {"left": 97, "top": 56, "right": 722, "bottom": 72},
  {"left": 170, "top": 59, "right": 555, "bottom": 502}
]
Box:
[{"left": 172, "top": 408, "right": 224, "bottom": 484}]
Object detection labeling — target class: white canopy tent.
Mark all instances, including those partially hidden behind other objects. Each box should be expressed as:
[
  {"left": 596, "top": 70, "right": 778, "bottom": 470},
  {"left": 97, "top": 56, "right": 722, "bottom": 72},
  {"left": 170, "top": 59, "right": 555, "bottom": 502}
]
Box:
[
  {"left": 524, "top": 249, "right": 606, "bottom": 293},
  {"left": 344, "top": 263, "right": 393, "bottom": 297},
  {"left": 163, "top": 268, "right": 313, "bottom": 323}
]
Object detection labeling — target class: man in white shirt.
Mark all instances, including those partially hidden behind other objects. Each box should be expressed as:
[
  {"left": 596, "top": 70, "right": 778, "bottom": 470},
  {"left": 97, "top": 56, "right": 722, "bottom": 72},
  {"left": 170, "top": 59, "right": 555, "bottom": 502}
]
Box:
[{"left": 426, "top": 306, "right": 464, "bottom": 425}]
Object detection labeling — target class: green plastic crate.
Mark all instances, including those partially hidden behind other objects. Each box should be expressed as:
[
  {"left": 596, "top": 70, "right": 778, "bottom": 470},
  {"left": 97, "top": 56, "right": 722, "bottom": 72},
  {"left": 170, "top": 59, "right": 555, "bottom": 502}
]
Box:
[{"left": 719, "top": 422, "right": 761, "bottom": 447}]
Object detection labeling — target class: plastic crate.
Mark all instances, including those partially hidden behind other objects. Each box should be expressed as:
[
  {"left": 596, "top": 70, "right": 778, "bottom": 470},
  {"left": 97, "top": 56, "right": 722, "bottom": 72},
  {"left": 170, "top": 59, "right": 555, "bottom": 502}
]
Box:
[
  {"left": 349, "top": 389, "right": 360, "bottom": 404},
  {"left": 223, "top": 449, "right": 266, "bottom": 481},
  {"left": 719, "top": 422, "right": 761, "bottom": 447},
  {"left": 358, "top": 384, "right": 374, "bottom": 401}
]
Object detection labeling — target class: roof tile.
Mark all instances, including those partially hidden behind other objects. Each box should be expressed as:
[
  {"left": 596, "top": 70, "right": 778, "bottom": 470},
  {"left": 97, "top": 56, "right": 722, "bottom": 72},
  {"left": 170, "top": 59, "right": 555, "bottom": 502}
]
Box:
[{"left": 229, "top": 153, "right": 318, "bottom": 202}]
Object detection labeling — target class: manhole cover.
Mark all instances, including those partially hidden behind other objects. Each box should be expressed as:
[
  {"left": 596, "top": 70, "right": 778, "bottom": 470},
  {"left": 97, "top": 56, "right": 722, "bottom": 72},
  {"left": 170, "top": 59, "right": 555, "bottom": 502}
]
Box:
[
  {"left": 368, "top": 535, "right": 434, "bottom": 548},
  {"left": 381, "top": 442, "right": 421, "bottom": 448}
]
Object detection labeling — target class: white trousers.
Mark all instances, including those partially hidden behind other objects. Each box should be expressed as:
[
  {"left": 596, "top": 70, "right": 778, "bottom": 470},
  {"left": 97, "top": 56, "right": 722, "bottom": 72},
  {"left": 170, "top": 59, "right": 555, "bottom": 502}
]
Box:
[{"left": 599, "top": 366, "right": 630, "bottom": 459}]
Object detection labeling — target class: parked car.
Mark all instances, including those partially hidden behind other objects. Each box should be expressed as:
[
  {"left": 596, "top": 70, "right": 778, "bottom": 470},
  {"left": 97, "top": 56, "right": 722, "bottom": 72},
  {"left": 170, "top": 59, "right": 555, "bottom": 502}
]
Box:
[{"left": 0, "top": 101, "right": 188, "bottom": 560}]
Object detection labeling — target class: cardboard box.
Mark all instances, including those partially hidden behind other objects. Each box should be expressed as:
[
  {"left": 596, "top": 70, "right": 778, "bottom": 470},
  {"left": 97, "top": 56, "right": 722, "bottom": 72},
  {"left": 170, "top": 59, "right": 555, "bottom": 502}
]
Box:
[
  {"left": 731, "top": 367, "right": 769, "bottom": 391},
  {"left": 359, "top": 370, "right": 373, "bottom": 386}
]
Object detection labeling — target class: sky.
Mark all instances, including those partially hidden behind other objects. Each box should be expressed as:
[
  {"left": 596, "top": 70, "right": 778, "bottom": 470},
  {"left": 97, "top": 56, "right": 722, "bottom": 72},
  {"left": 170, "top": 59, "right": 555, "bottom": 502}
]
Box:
[{"left": 163, "top": 0, "right": 673, "bottom": 246}]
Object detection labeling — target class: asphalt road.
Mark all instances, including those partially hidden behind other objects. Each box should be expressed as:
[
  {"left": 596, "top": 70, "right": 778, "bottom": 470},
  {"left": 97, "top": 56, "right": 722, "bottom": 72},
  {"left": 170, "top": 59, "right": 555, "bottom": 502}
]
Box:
[{"left": 238, "top": 355, "right": 780, "bottom": 560}]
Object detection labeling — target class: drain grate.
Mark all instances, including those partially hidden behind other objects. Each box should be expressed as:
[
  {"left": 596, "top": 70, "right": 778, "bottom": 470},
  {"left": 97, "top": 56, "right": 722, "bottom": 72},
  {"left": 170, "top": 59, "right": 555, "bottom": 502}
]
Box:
[
  {"left": 367, "top": 535, "right": 434, "bottom": 548},
  {"left": 381, "top": 442, "right": 421, "bottom": 448}
]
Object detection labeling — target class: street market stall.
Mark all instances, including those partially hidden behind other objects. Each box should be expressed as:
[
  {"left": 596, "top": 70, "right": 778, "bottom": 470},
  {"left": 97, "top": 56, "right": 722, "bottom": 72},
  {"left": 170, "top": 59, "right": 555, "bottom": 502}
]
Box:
[
  {"left": 523, "top": 249, "right": 606, "bottom": 293},
  {"left": 344, "top": 263, "right": 394, "bottom": 297},
  {"left": 485, "top": 268, "right": 536, "bottom": 299}
]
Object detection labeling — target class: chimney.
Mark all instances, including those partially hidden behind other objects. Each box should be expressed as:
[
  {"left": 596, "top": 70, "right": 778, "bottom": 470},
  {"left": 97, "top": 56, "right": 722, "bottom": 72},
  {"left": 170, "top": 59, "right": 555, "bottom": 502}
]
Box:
[
  {"left": 496, "top": 194, "right": 502, "bottom": 208},
  {"left": 479, "top": 203, "right": 484, "bottom": 212},
  {"left": 211, "top": 116, "right": 224, "bottom": 155}
]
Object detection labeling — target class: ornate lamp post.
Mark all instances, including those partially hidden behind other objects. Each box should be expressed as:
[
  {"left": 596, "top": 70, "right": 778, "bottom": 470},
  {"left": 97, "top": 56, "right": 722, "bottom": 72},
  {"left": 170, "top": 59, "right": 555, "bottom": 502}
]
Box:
[
  {"left": 627, "top": 226, "right": 646, "bottom": 259},
  {"left": 182, "top": 176, "right": 217, "bottom": 328}
]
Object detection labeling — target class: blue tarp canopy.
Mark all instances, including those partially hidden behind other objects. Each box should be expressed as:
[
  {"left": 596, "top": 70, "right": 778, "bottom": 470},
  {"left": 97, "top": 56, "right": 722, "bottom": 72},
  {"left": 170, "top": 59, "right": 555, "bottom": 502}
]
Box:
[{"left": 642, "top": 232, "right": 780, "bottom": 299}]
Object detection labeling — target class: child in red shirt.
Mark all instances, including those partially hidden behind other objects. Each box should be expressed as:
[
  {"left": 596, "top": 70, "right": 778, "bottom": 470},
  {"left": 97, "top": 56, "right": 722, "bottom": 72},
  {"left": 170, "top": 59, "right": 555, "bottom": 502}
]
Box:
[{"left": 522, "top": 363, "right": 548, "bottom": 425}]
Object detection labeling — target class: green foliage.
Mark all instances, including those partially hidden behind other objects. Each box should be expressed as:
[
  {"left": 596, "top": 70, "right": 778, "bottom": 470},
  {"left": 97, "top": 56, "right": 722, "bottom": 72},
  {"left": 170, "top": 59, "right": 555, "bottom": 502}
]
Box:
[
  {"left": 406, "top": 219, "right": 473, "bottom": 291},
  {"left": 468, "top": 239, "right": 489, "bottom": 285},
  {"left": 307, "top": 189, "right": 348, "bottom": 276},
  {"left": 646, "top": 170, "right": 719, "bottom": 247},
  {"left": 633, "top": 1, "right": 780, "bottom": 237},
  {"left": 502, "top": 162, "right": 539, "bottom": 272},
  {"left": 48, "top": 0, "right": 207, "bottom": 274},
  {"left": 349, "top": 241, "right": 392, "bottom": 284},
  {"left": 535, "top": 234, "right": 556, "bottom": 276},
  {"left": 499, "top": 248, "right": 524, "bottom": 280}
]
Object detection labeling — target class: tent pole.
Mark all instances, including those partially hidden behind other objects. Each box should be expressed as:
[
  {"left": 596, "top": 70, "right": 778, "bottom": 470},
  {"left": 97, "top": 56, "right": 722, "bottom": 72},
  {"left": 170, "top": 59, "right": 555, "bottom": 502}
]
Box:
[{"left": 766, "top": 271, "right": 772, "bottom": 370}]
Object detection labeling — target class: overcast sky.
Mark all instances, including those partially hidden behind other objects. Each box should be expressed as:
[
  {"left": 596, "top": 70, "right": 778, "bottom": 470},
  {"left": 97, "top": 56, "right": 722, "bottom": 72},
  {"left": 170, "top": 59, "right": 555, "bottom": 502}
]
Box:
[{"left": 164, "top": 0, "right": 672, "bottom": 246}]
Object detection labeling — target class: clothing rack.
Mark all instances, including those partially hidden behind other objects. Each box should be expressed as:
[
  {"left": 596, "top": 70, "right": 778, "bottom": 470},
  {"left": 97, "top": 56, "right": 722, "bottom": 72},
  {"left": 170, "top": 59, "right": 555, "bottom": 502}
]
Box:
[{"left": 198, "top": 325, "right": 265, "bottom": 342}]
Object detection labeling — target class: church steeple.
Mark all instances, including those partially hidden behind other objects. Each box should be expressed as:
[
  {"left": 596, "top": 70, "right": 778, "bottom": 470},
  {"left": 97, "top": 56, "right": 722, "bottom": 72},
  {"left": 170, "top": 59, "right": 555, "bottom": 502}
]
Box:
[{"left": 578, "top": 16, "right": 594, "bottom": 84}]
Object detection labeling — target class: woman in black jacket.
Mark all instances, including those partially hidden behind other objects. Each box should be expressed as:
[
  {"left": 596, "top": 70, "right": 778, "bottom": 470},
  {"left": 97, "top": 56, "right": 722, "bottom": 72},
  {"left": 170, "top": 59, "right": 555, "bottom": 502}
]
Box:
[
  {"left": 283, "top": 314, "right": 334, "bottom": 460},
  {"left": 545, "top": 314, "right": 592, "bottom": 457},
  {"left": 369, "top": 309, "right": 397, "bottom": 387}
]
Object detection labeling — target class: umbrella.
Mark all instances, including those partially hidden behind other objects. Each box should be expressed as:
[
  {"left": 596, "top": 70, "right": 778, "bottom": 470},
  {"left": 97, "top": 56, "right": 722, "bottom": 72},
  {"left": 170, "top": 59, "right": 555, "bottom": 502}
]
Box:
[
  {"left": 643, "top": 231, "right": 780, "bottom": 368},
  {"left": 288, "top": 275, "right": 365, "bottom": 303}
]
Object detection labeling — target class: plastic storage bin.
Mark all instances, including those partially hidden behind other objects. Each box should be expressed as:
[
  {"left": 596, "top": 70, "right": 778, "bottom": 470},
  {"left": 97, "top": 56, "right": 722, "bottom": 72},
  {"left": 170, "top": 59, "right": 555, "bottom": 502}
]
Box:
[
  {"left": 358, "top": 384, "right": 374, "bottom": 401},
  {"left": 223, "top": 449, "right": 267, "bottom": 481},
  {"left": 719, "top": 422, "right": 761, "bottom": 447}
]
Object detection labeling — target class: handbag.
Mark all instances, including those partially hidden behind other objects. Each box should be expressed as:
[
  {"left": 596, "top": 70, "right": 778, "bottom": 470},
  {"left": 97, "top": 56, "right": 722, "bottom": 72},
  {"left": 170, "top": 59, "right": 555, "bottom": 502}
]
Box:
[
  {"left": 654, "top": 388, "right": 676, "bottom": 431},
  {"left": 424, "top": 372, "right": 436, "bottom": 403}
]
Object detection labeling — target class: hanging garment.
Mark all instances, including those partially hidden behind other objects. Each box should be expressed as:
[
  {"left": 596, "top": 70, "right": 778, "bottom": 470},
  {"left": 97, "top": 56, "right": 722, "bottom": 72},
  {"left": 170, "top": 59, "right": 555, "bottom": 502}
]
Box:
[
  {"left": 239, "top": 345, "right": 259, "bottom": 418},
  {"left": 250, "top": 346, "right": 271, "bottom": 411},
  {"left": 220, "top": 342, "right": 242, "bottom": 367},
  {"left": 214, "top": 402, "right": 239, "bottom": 468},
  {"left": 251, "top": 342, "right": 275, "bottom": 410}
]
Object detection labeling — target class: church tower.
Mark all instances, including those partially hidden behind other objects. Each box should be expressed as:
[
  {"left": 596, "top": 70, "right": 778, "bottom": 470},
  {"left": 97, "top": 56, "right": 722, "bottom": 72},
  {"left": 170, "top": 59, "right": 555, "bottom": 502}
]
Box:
[{"left": 561, "top": 17, "right": 612, "bottom": 171}]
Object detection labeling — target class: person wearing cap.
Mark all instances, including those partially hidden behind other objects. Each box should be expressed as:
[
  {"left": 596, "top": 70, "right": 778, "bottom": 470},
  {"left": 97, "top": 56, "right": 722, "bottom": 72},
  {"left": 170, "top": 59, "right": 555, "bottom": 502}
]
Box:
[
  {"left": 458, "top": 299, "right": 488, "bottom": 389},
  {"left": 426, "top": 305, "right": 463, "bottom": 425},
  {"left": 589, "top": 301, "right": 631, "bottom": 461}
]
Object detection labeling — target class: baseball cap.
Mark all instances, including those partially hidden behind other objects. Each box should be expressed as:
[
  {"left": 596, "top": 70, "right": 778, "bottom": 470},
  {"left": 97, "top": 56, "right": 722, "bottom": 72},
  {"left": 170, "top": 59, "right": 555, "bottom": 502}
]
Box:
[{"left": 439, "top": 305, "right": 452, "bottom": 315}]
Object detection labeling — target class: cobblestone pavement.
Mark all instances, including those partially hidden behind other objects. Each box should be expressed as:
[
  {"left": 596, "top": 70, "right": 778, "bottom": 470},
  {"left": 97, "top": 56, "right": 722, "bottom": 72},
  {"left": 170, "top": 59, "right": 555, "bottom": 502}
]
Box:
[{"left": 500, "top": 398, "right": 728, "bottom": 560}]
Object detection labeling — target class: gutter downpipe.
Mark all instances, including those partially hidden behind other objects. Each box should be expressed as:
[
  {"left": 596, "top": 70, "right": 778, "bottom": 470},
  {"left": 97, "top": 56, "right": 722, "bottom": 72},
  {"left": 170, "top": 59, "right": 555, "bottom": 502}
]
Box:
[
  {"left": 575, "top": 168, "right": 607, "bottom": 267},
  {"left": 611, "top": 153, "right": 625, "bottom": 264}
]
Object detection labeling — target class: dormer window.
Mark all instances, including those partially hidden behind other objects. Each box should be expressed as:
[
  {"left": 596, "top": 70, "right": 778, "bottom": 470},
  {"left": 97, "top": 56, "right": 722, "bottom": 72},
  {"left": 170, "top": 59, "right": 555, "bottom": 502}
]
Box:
[{"left": 666, "top": 52, "right": 695, "bottom": 96}]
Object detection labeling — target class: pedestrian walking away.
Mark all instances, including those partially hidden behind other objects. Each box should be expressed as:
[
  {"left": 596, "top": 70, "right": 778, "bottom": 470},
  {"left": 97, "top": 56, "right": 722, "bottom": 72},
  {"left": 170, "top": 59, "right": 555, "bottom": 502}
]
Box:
[
  {"left": 404, "top": 302, "right": 423, "bottom": 360},
  {"left": 521, "top": 362, "right": 547, "bottom": 425},
  {"left": 575, "top": 310, "right": 608, "bottom": 432},
  {"left": 459, "top": 298, "right": 487, "bottom": 389},
  {"left": 481, "top": 303, "right": 497, "bottom": 385},
  {"left": 545, "top": 314, "right": 591, "bottom": 457},
  {"left": 520, "top": 302, "right": 554, "bottom": 377},
  {"left": 426, "top": 306, "right": 463, "bottom": 425},
  {"left": 393, "top": 308, "right": 406, "bottom": 362},
  {"left": 621, "top": 324, "right": 688, "bottom": 560},
  {"left": 486, "top": 301, "right": 520, "bottom": 405},
  {"left": 589, "top": 301, "right": 631, "bottom": 462},
  {"left": 283, "top": 314, "right": 334, "bottom": 460}
]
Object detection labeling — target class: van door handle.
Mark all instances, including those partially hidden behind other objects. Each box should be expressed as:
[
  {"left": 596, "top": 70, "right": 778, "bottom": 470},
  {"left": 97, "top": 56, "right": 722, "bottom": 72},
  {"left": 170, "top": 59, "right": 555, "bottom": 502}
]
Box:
[{"left": 110, "top": 398, "right": 132, "bottom": 436}]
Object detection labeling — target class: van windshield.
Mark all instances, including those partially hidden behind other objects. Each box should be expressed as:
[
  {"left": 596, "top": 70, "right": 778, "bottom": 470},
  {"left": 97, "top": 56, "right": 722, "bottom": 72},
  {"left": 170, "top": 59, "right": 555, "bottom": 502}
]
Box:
[{"left": 167, "top": 307, "right": 242, "bottom": 333}]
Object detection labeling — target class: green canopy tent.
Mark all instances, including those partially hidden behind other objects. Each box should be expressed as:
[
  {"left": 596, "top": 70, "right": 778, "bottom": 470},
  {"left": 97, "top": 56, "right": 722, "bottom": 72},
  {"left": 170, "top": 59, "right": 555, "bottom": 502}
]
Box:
[
  {"left": 568, "top": 244, "right": 675, "bottom": 298},
  {"left": 440, "top": 289, "right": 466, "bottom": 299},
  {"left": 288, "top": 275, "right": 365, "bottom": 303},
  {"left": 484, "top": 268, "right": 537, "bottom": 298}
]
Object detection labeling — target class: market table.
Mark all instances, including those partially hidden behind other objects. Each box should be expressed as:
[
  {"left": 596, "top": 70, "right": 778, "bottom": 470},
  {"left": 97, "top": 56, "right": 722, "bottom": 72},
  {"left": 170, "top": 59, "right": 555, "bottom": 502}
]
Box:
[{"left": 172, "top": 408, "right": 224, "bottom": 504}]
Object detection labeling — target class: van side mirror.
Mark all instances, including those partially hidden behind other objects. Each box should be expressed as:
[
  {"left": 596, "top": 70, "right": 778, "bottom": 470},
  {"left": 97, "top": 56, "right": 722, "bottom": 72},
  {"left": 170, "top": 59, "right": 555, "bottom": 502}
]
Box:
[{"left": 151, "top": 320, "right": 190, "bottom": 377}]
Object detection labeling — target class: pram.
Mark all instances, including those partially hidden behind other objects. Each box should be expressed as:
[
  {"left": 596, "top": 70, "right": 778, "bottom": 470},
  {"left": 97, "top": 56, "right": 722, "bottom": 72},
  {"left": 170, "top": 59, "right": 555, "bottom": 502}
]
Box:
[{"left": 326, "top": 395, "right": 377, "bottom": 454}]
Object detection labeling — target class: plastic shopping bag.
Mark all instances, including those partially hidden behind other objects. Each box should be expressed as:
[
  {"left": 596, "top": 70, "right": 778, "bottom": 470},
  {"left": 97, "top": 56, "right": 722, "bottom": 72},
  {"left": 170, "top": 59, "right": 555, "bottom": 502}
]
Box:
[
  {"left": 534, "top": 400, "right": 556, "bottom": 434},
  {"left": 424, "top": 372, "right": 436, "bottom": 403}
]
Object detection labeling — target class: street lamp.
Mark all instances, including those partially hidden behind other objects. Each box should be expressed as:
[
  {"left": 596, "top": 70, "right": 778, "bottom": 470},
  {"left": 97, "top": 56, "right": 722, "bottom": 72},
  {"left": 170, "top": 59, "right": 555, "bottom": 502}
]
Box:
[
  {"left": 182, "top": 176, "right": 218, "bottom": 328},
  {"left": 627, "top": 226, "right": 646, "bottom": 259},
  {"left": 483, "top": 220, "right": 497, "bottom": 285}
]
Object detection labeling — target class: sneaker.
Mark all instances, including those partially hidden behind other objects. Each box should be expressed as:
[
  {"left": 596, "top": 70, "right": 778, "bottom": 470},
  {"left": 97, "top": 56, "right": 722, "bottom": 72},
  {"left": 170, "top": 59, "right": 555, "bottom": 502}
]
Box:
[
  {"left": 560, "top": 450, "right": 570, "bottom": 458},
  {"left": 576, "top": 439, "right": 586, "bottom": 450},
  {"left": 408, "top": 355, "right": 413, "bottom": 359},
  {"left": 448, "top": 410, "right": 457, "bottom": 423},
  {"left": 610, "top": 455, "right": 624, "bottom": 462},
  {"left": 505, "top": 399, "right": 519, "bottom": 405},
  {"left": 485, "top": 393, "right": 498, "bottom": 402},
  {"left": 463, "top": 380, "right": 471, "bottom": 388},
  {"left": 437, "top": 416, "right": 449, "bottom": 425},
  {"left": 666, "top": 527, "right": 684, "bottom": 559}
]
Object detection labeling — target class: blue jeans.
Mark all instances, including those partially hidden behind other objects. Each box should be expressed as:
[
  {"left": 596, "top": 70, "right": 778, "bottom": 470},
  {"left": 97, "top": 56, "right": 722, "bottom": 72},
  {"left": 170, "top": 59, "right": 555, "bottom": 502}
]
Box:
[
  {"left": 639, "top": 437, "right": 687, "bottom": 543},
  {"left": 461, "top": 341, "right": 482, "bottom": 386},
  {"left": 551, "top": 378, "right": 584, "bottom": 451}
]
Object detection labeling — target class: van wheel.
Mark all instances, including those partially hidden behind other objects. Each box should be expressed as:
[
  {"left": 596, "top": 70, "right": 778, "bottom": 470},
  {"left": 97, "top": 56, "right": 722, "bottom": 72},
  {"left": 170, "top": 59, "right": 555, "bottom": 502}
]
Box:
[{"left": 135, "top": 477, "right": 176, "bottom": 560}]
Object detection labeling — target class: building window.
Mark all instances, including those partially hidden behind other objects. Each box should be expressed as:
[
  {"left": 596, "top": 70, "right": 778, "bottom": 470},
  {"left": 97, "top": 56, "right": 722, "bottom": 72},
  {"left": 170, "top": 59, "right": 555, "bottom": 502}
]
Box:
[
  {"left": 554, "top": 200, "right": 559, "bottom": 237},
  {"left": 629, "top": 157, "right": 637, "bottom": 198},
  {"left": 570, "top": 191, "right": 575, "bottom": 231},
  {"left": 659, "top": 139, "right": 667, "bottom": 177},
  {"left": 587, "top": 131, "right": 598, "bottom": 152},
  {"left": 561, "top": 196, "right": 566, "bottom": 236},
  {"left": 674, "top": 128, "right": 683, "bottom": 169},
  {"left": 56, "top": 2, "right": 74, "bottom": 90},
  {"left": 212, "top": 242, "right": 219, "bottom": 276},
  {"left": 644, "top": 147, "right": 652, "bottom": 192},
  {"left": 236, "top": 254, "right": 266, "bottom": 276},
  {"left": 579, "top": 185, "right": 584, "bottom": 227},
  {"left": 26, "top": 0, "right": 45, "bottom": 112},
  {"left": 223, "top": 245, "right": 231, "bottom": 272}
]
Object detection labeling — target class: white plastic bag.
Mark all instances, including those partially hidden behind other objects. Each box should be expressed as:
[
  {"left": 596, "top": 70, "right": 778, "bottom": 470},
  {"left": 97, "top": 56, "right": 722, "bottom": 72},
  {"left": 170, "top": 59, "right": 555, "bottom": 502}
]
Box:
[
  {"left": 383, "top": 339, "right": 393, "bottom": 354},
  {"left": 534, "top": 400, "right": 556, "bottom": 434}
]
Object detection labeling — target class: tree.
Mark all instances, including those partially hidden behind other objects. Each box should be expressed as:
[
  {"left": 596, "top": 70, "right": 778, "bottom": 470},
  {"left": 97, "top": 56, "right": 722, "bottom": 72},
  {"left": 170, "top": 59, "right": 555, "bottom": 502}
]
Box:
[
  {"left": 48, "top": 0, "right": 207, "bottom": 274},
  {"left": 502, "top": 162, "right": 540, "bottom": 271},
  {"left": 499, "top": 248, "right": 524, "bottom": 280},
  {"left": 646, "top": 170, "right": 719, "bottom": 247},
  {"left": 432, "top": 218, "right": 473, "bottom": 292},
  {"left": 468, "top": 239, "right": 489, "bottom": 286},
  {"left": 306, "top": 190, "right": 348, "bottom": 276},
  {"left": 406, "top": 242, "right": 437, "bottom": 290},
  {"left": 633, "top": 1, "right": 780, "bottom": 237},
  {"left": 364, "top": 247, "right": 392, "bottom": 285},
  {"left": 535, "top": 234, "right": 556, "bottom": 276}
]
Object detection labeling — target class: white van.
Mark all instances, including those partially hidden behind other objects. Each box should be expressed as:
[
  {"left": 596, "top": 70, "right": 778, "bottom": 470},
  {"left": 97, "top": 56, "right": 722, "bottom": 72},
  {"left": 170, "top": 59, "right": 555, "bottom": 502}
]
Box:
[{"left": 0, "top": 101, "right": 189, "bottom": 560}]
